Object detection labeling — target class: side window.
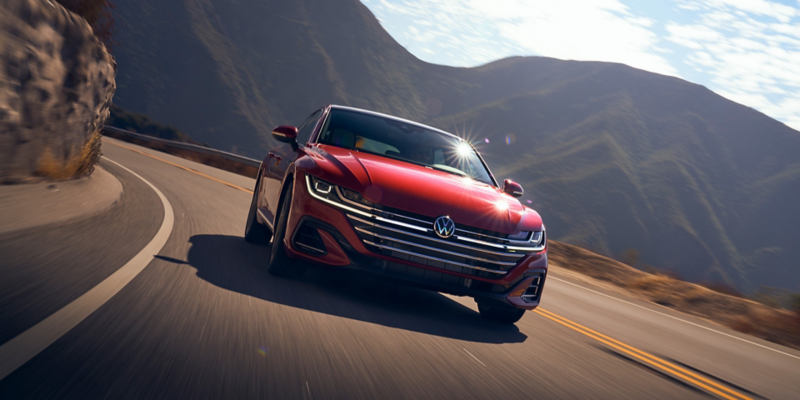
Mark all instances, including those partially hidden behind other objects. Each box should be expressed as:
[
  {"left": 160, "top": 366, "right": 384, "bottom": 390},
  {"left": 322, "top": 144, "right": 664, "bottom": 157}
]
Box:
[{"left": 296, "top": 111, "right": 322, "bottom": 145}]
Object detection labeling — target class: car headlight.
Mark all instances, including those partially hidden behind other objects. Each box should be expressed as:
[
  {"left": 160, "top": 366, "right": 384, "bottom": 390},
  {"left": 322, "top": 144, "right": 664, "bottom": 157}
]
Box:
[
  {"left": 307, "top": 175, "right": 374, "bottom": 207},
  {"left": 530, "top": 231, "right": 545, "bottom": 246},
  {"left": 337, "top": 186, "right": 375, "bottom": 207},
  {"left": 508, "top": 230, "right": 531, "bottom": 240},
  {"left": 312, "top": 178, "right": 332, "bottom": 194},
  {"left": 507, "top": 230, "right": 545, "bottom": 251},
  {"left": 308, "top": 175, "right": 335, "bottom": 197}
]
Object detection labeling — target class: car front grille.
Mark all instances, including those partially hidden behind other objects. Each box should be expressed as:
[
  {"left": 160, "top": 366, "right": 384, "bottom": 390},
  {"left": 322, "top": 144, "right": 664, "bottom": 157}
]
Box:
[
  {"left": 338, "top": 192, "right": 541, "bottom": 279},
  {"left": 303, "top": 175, "right": 544, "bottom": 280}
]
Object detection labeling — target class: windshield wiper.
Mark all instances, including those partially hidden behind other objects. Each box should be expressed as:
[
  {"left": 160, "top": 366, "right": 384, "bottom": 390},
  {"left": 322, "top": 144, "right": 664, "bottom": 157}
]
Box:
[{"left": 429, "top": 165, "right": 468, "bottom": 178}]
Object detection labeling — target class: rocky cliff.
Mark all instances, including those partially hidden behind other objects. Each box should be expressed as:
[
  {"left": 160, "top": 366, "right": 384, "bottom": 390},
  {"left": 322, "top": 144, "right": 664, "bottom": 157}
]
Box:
[{"left": 0, "top": 0, "right": 116, "bottom": 182}]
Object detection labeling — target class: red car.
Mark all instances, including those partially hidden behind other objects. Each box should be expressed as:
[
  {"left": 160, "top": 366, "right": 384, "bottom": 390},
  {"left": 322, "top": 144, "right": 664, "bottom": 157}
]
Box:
[{"left": 244, "top": 105, "right": 547, "bottom": 323}]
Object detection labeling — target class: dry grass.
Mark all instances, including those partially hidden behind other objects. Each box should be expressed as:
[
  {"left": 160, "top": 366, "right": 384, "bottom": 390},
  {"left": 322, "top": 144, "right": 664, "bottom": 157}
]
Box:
[
  {"left": 548, "top": 240, "right": 800, "bottom": 349},
  {"left": 35, "top": 130, "right": 103, "bottom": 180}
]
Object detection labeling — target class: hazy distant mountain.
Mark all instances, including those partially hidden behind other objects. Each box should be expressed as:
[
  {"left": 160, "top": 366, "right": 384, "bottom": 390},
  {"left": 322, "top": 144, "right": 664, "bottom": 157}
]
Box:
[{"left": 111, "top": 0, "right": 800, "bottom": 291}]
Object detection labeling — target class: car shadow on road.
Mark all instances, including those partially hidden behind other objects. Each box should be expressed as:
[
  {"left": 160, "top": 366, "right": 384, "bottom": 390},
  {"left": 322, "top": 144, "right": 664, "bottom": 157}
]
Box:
[{"left": 185, "top": 234, "right": 528, "bottom": 344}]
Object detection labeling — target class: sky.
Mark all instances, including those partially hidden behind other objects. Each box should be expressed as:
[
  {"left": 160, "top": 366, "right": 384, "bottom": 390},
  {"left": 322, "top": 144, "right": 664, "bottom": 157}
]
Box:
[{"left": 361, "top": 0, "right": 800, "bottom": 131}]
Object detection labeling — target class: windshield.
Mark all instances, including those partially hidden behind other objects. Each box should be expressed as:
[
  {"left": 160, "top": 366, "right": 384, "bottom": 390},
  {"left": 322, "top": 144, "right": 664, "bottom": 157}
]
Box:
[{"left": 318, "top": 109, "right": 495, "bottom": 186}]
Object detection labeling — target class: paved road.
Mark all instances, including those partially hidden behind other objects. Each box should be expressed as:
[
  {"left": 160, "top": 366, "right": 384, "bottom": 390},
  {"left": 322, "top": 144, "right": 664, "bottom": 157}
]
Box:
[{"left": 1, "top": 138, "right": 798, "bottom": 399}]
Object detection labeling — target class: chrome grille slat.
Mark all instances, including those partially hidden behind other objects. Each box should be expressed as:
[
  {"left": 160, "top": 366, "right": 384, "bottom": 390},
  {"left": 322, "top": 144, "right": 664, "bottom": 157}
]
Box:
[
  {"left": 308, "top": 174, "right": 544, "bottom": 273},
  {"left": 354, "top": 227, "right": 519, "bottom": 267},
  {"left": 362, "top": 240, "right": 507, "bottom": 275},
  {"left": 349, "top": 213, "right": 542, "bottom": 252},
  {"left": 336, "top": 185, "right": 515, "bottom": 242},
  {"left": 348, "top": 215, "right": 526, "bottom": 259}
]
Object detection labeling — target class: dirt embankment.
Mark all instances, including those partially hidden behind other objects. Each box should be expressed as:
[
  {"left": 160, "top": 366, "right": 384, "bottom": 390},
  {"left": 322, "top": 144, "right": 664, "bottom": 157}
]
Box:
[
  {"left": 0, "top": 0, "right": 116, "bottom": 183},
  {"left": 548, "top": 241, "right": 800, "bottom": 349}
]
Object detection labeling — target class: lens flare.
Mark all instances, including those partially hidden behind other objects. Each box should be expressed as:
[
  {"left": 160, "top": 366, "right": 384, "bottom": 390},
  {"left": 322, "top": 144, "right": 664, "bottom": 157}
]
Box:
[
  {"left": 505, "top": 133, "right": 516, "bottom": 145},
  {"left": 495, "top": 200, "right": 509, "bottom": 211},
  {"left": 457, "top": 142, "right": 472, "bottom": 157}
]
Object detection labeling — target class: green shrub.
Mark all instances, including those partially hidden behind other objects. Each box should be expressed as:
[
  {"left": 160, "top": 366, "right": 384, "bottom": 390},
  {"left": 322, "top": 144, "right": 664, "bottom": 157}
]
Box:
[{"left": 107, "top": 105, "right": 201, "bottom": 144}]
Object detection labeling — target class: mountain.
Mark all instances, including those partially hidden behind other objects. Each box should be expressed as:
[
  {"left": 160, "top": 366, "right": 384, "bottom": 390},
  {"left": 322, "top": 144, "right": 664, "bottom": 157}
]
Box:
[{"left": 110, "top": 0, "right": 800, "bottom": 291}]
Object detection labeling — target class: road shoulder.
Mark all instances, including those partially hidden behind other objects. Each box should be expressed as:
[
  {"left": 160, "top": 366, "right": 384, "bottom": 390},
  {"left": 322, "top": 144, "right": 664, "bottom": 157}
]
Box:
[{"left": 0, "top": 166, "right": 123, "bottom": 236}]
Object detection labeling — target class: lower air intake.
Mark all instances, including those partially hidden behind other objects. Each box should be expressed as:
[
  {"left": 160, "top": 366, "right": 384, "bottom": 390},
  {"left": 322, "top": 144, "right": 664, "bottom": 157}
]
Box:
[{"left": 292, "top": 223, "right": 326, "bottom": 255}]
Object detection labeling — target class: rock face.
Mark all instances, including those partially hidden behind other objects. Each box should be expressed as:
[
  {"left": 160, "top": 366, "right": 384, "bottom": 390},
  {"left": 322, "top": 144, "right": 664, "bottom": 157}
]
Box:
[{"left": 0, "top": 0, "right": 116, "bottom": 182}]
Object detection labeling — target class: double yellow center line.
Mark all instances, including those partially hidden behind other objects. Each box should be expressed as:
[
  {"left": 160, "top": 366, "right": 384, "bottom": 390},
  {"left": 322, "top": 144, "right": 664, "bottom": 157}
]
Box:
[
  {"left": 534, "top": 308, "right": 751, "bottom": 400},
  {"left": 107, "top": 138, "right": 753, "bottom": 400}
]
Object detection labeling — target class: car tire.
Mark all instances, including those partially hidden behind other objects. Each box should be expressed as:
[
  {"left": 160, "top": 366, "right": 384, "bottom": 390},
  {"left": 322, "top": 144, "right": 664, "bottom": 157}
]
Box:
[
  {"left": 244, "top": 172, "right": 272, "bottom": 244},
  {"left": 267, "top": 182, "right": 306, "bottom": 279},
  {"left": 476, "top": 299, "right": 526, "bottom": 324}
]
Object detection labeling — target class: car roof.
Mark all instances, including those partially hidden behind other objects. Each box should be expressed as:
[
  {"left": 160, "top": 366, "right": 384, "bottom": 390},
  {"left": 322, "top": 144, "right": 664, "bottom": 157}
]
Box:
[{"left": 328, "top": 105, "right": 460, "bottom": 140}]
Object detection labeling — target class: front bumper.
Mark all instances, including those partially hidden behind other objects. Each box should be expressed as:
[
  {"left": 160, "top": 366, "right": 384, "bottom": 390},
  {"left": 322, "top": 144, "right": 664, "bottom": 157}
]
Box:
[{"left": 282, "top": 173, "right": 548, "bottom": 310}]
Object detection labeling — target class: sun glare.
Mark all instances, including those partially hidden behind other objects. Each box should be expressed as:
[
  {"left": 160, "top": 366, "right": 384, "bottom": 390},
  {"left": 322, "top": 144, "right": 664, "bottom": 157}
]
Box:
[{"left": 456, "top": 142, "right": 472, "bottom": 157}]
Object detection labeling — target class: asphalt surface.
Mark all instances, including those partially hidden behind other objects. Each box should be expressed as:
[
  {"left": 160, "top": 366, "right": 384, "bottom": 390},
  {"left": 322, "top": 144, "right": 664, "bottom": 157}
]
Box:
[{"left": 0, "top": 137, "right": 798, "bottom": 399}]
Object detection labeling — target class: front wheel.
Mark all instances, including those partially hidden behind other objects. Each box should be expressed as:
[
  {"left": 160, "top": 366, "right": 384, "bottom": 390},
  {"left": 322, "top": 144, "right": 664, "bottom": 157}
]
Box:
[
  {"left": 267, "top": 182, "right": 306, "bottom": 279},
  {"left": 476, "top": 299, "right": 526, "bottom": 324},
  {"left": 244, "top": 173, "right": 272, "bottom": 244}
]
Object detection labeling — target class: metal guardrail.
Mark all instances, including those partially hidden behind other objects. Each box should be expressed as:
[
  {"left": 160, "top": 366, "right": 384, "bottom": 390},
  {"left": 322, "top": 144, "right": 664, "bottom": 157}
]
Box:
[{"left": 101, "top": 125, "right": 262, "bottom": 168}]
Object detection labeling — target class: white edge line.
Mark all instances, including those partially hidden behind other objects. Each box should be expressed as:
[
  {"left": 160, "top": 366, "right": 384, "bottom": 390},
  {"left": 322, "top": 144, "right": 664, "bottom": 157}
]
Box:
[
  {"left": 0, "top": 157, "right": 175, "bottom": 380},
  {"left": 547, "top": 275, "right": 800, "bottom": 361},
  {"left": 463, "top": 348, "right": 486, "bottom": 367}
]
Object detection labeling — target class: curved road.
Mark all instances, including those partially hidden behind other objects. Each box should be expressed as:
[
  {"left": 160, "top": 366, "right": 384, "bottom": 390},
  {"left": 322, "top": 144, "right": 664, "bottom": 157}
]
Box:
[{"left": 0, "top": 138, "right": 798, "bottom": 399}]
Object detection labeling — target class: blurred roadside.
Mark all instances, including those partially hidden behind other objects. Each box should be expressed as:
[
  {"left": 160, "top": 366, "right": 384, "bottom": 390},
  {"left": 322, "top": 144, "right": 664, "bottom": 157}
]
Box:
[
  {"left": 0, "top": 165, "right": 122, "bottom": 236},
  {"left": 549, "top": 242, "right": 800, "bottom": 350},
  {"left": 0, "top": 0, "right": 115, "bottom": 183}
]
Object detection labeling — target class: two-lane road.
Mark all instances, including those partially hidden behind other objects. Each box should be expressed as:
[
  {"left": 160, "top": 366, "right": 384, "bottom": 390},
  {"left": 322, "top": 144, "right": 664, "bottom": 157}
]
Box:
[{"left": 1, "top": 138, "right": 798, "bottom": 399}]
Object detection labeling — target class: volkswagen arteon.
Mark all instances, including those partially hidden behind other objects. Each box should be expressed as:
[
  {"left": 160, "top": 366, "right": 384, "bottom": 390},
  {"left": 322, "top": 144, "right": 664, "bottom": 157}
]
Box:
[{"left": 245, "top": 105, "right": 547, "bottom": 323}]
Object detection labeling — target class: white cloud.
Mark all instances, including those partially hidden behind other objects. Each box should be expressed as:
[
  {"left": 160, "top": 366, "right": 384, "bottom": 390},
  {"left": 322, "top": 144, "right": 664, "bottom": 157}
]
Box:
[
  {"left": 363, "top": 0, "right": 800, "bottom": 131},
  {"left": 670, "top": 1, "right": 800, "bottom": 130},
  {"left": 483, "top": 0, "right": 678, "bottom": 76},
  {"left": 365, "top": 0, "right": 528, "bottom": 66},
  {"left": 708, "top": 0, "right": 799, "bottom": 22},
  {"left": 364, "top": 0, "right": 676, "bottom": 74}
]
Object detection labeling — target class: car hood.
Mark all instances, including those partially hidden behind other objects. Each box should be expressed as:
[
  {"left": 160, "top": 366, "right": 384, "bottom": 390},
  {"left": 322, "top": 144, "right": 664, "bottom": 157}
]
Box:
[{"left": 303, "top": 145, "right": 543, "bottom": 234}]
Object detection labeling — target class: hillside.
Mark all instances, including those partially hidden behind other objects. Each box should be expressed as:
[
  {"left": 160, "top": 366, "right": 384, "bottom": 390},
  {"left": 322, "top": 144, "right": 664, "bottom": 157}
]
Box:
[
  {"left": 110, "top": 0, "right": 800, "bottom": 291},
  {"left": 107, "top": 105, "right": 201, "bottom": 144}
]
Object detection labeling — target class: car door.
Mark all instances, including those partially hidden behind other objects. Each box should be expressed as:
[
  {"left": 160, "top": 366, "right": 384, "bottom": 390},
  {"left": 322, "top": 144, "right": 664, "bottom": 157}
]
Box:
[{"left": 265, "top": 110, "right": 323, "bottom": 220}]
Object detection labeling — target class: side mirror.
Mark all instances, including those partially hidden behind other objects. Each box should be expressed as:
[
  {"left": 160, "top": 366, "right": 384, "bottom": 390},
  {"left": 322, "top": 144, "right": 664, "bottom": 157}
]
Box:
[
  {"left": 503, "top": 179, "right": 524, "bottom": 198},
  {"left": 272, "top": 125, "right": 298, "bottom": 143},
  {"left": 272, "top": 125, "right": 299, "bottom": 150}
]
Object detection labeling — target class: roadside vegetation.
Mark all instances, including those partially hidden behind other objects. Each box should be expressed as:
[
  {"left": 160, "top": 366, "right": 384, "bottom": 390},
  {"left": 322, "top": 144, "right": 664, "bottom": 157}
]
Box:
[
  {"left": 104, "top": 106, "right": 260, "bottom": 177},
  {"left": 548, "top": 242, "right": 800, "bottom": 349},
  {"left": 107, "top": 105, "right": 201, "bottom": 144},
  {"left": 35, "top": 130, "right": 102, "bottom": 180}
]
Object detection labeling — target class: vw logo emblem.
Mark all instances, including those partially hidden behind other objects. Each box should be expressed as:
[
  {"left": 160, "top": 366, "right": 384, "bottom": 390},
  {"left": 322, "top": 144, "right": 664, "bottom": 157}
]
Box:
[{"left": 433, "top": 216, "right": 456, "bottom": 238}]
